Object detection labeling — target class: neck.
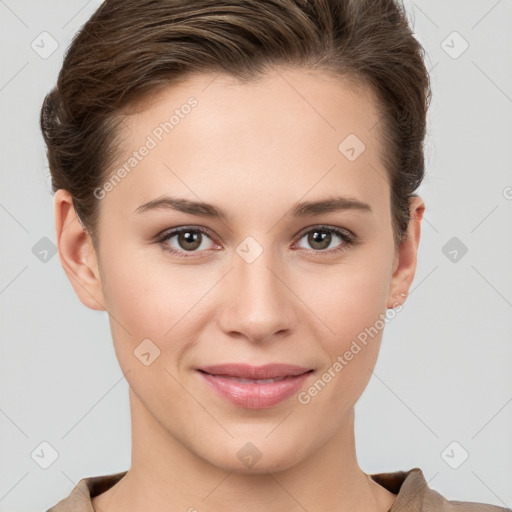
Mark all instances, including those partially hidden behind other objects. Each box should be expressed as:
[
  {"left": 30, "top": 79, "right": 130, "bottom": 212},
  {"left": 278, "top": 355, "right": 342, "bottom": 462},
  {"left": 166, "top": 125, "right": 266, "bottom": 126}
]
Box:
[{"left": 92, "top": 388, "right": 396, "bottom": 512}]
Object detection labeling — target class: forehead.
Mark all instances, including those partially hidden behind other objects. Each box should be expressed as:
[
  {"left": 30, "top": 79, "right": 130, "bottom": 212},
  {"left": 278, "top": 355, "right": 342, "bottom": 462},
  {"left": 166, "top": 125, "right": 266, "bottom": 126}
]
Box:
[
  {"left": 123, "top": 68, "right": 381, "bottom": 139},
  {"left": 103, "top": 68, "right": 389, "bottom": 217}
]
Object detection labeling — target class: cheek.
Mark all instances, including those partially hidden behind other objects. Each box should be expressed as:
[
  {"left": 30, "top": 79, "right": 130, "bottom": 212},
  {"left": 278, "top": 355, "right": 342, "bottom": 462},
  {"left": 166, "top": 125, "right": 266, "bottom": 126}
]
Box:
[
  {"left": 101, "top": 263, "right": 198, "bottom": 412},
  {"left": 99, "top": 246, "right": 214, "bottom": 367},
  {"left": 298, "top": 253, "right": 392, "bottom": 341},
  {"left": 295, "top": 246, "right": 393, "bottom": 391}
]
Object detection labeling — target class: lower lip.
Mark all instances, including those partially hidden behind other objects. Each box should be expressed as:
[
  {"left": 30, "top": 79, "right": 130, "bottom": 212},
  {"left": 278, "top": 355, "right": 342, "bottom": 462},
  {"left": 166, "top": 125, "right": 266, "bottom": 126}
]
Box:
[{"left": 198, "top": 371, "right": 312, "bottom": 409}]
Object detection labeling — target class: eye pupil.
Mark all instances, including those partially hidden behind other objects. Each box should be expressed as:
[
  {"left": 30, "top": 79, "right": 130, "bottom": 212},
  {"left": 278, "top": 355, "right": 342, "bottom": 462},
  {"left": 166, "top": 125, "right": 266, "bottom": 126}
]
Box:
[
  {"left": 179, "top": 231, "right": 201, "bottom": 251},
  {"left": 308, "top": 230, "right": 331, "bottom": 250},
  {"left": 160, "top": 226, "right": 350, "bottom": 258}
]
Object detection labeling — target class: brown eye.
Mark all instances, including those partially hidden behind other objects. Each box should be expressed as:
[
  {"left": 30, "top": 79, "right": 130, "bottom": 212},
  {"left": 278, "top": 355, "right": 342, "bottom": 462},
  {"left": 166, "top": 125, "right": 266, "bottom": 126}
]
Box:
[
  {"left": 295, "top": 226, "right": 355, "bottom": 254},
  {"left": 176, "top": 230, "right": 202, "bottom": 251},
  {"left": 158, "top": 227, "right": 217, "bottom": 257},
  {"left": 307, "top": 229, "right": 332, "bottom": 250}
]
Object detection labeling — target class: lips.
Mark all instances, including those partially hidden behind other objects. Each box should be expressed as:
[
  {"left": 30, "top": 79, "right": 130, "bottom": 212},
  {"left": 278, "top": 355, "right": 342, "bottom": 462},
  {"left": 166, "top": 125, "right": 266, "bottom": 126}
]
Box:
[
  {"left": 196, "top": 363, "right": 314, "bottom": 409},
  {"left": 198, "top": 363, "right": 312, "bottom": 380}
]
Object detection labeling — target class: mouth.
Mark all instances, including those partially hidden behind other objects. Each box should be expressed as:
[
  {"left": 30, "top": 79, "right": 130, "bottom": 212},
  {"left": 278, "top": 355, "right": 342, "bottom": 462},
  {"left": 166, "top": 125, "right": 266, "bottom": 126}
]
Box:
[
  {"left": 197, "top": 371, "right": 312, "bottom": 384},
  {"left": 197, "top": 363, "right": 314, "bottom": 380},
  {"left": 196, "top": 363, "right": 314, "bottom": 409},
  {"left": 199, "top": 370, "right": 298, "bottom": 384}
]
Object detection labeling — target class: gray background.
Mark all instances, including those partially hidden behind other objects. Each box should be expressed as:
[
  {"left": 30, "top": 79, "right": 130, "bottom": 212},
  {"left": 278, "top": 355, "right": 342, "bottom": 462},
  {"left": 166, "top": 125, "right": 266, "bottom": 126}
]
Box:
[{"left": 1, "top": 0, "right": 511, "bottom": 510}]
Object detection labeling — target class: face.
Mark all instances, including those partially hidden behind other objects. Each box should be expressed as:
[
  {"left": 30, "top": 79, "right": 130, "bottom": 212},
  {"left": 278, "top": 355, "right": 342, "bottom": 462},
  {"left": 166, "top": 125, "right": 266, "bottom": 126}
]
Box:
[{"left": 58, "top": 68, "right": 421, "bottom": 474}]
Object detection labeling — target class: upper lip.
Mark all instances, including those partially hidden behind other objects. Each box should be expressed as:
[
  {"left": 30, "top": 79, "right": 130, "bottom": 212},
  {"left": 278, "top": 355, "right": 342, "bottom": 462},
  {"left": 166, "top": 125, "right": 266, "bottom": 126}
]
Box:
[{"left": 198, "top": 363, "right": 312, "bottom": 379}]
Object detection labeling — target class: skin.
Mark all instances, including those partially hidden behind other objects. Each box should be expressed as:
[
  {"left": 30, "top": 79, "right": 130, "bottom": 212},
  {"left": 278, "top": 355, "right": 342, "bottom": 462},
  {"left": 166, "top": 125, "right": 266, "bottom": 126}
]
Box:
[{"left": 55, "top": 67, "right": 424, "bottom": 512}]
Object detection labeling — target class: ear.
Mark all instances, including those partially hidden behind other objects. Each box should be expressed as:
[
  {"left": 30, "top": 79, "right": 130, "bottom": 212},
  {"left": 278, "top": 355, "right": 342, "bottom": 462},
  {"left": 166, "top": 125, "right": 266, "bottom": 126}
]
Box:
[
  {"left": 386, "top": 195, "right": 425, "bottom": 308},
  {"left": 54, "top": 189, "right": 107, "bottom": 311}
]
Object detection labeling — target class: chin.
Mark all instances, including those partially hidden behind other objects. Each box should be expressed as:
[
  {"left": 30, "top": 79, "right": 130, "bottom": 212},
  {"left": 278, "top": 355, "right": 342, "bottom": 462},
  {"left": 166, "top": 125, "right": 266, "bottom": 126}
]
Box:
[{"left": 198, "top": 437, "right": 306, "bottom": 475}]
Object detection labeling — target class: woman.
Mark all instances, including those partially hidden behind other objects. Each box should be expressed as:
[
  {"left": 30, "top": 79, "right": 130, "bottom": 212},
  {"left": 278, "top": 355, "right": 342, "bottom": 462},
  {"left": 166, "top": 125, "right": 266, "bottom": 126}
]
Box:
[{"left": 40, "top": 0, "right": 510, "bottom": 510}]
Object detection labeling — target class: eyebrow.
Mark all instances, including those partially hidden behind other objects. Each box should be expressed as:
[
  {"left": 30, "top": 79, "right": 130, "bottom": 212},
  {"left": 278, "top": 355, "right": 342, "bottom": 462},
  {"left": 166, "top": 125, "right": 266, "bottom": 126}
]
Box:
[{"left": 133, "top": 194, "right": 372, "bottom": 220}]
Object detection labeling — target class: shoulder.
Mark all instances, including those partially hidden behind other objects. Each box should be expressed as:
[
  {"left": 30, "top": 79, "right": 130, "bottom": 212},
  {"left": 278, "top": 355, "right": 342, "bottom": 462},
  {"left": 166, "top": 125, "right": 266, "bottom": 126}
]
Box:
[
  {"left": 444, "top": 500, "right": 511, "bottom": 512},
  {"left": 45, "top": 471, "right": 127, "bottom": 512},
  {"left": 437, "top": 495, "right": 511, "bottom": 512},
  {"left": 370, "top": 467, "right": 511, "bottom": 512}
]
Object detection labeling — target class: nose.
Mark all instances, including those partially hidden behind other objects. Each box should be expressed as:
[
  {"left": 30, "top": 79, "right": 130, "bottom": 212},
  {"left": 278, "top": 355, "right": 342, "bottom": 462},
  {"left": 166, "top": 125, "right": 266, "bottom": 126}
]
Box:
[{"left": 217, "top": 244, "right": 297, "bottom": 344}]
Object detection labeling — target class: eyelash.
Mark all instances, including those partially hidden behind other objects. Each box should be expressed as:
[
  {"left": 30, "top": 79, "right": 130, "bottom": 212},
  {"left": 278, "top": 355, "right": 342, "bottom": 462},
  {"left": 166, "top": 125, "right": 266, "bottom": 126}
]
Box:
[{"left": 154, "top": 225, "right": 358, "bottom": 259}]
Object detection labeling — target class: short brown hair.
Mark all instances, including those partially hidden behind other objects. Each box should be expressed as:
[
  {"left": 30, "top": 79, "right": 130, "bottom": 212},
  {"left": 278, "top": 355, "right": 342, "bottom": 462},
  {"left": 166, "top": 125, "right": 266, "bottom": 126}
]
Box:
[{"left": 40, "top": 0, "right": 431, "bottom": 249}]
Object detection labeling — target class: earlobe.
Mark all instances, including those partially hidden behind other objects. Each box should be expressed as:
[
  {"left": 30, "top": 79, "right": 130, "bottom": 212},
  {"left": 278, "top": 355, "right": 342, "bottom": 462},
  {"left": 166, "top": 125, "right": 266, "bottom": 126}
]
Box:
[
  {"left": 386, "top": 195, "right": 425, "bottom": 309},
  {"left": 54, "top": 189, "right": 107, "bottom": 311}
]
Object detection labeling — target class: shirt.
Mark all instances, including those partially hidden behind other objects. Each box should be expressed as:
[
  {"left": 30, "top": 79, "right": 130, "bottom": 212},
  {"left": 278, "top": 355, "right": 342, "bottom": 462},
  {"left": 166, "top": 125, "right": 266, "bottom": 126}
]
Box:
[{"left": 45, "top": 467, "right": 511, "bottom": 512}]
